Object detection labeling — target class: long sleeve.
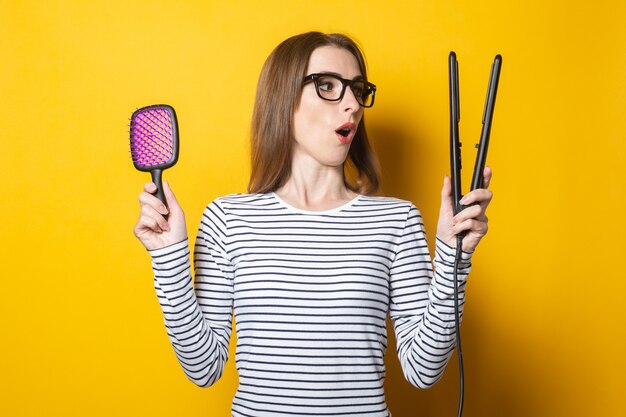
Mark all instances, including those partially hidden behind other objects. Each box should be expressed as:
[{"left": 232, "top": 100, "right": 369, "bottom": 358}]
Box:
[
  {"left": 149, "top": 200, "right": 234, "bottom": 387},
  {"left": 389, "top": 204, "right": 472, "bottom": 388}
]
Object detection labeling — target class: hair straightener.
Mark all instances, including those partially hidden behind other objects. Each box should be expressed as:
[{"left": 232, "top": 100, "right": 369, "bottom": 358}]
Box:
[{"left": 449, "top": 52, "right": 502, "bottom": 417}]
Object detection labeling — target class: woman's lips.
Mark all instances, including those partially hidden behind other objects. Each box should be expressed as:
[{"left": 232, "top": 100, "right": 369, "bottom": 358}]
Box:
[{"left": 335, "top": 122, "right": 356, "bottom": 144}]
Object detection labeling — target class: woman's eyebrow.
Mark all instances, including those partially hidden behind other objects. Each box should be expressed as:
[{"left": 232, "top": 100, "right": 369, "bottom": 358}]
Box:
[{"left": 316, "top": 71, "right": 364, "bottom": 81}]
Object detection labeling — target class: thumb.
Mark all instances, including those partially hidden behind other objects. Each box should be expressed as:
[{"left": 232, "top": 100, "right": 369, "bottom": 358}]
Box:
[
  {"left": 436, "top": 176, "right": 455, "bottom": 245},
  {"left": 163, "top": 181, "right": 181, "bottom": 211},
  {"left": 161, "top": 180, "right": 188, "bottom": 242},
  {"left": 440, "top": 176, "right": 453, "bottom": 212}
]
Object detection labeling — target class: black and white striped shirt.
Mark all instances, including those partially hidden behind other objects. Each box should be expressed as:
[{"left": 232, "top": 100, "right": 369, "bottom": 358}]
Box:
[{"left": 150, "top": 193, "right": 472, "bottom": 417}]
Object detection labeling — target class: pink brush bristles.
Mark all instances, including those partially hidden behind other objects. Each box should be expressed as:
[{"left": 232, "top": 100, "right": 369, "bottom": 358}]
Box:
[{"left": 130, "top": 108, "right": 174, "bottom": 167}]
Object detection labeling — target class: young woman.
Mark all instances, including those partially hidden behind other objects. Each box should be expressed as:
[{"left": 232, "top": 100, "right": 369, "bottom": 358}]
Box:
[{"left": 134, "top": 32, "right": 492, "bottom": 417}]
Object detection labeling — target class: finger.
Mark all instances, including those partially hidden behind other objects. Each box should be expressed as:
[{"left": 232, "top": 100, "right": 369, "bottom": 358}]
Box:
[
  {"left": 144, "top": 182, "right": 158, "bottom": 194},
  {"left": 163, "top": 181, "right": 180, "bottom": 210},
  {"left": 438, "top": 176, "right": 455, "bottom": 224},
  {"left": 440, "top": 176, "right": 454, "bottom": 213},
  {"left": 453, "top": 204, "right": 484, "bottom": 224},
  {"left": 135, "top": 213, "right": 164, "bottom": 235},
  {"left": 482, "top": 166, "right": 492, "bottom": 189},
  {"left": 141, "top": 204, "right": 170, "bottom": 231},
  {"left": 459, "top": 188, "right": 493, "bottom": 207},
  {"left": 441, "top": 176, "right": 452, "bottom": 198},
  {"left": 452, "top": 218, "right": 488, "bottom": 237},
  {"left": 139, "top": 191, "right": 169, "bottom": 216}
]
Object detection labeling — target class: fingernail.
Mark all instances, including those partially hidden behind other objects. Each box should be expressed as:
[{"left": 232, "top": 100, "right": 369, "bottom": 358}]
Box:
[
  {"left": 160, "top": 205, "right": 169, "bottom": 215},
  {"left": 460, "top": 196, "right": 469, "bottom": 205},
  {"left": 163, "top": 223, "right": 169, "bottom": 231}
]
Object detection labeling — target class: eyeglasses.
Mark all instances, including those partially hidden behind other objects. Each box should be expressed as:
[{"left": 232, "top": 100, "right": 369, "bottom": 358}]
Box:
[{"left": 302, "top": 73, "right": 377, "bottom": 108}]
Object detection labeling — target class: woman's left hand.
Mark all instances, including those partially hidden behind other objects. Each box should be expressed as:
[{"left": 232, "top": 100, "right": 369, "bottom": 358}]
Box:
[{"left": 436, "top": 167, "right": 493, "bottom": 253}]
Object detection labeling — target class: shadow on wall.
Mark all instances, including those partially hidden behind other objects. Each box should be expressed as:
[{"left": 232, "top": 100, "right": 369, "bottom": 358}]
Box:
[
  {"left": 368, "top": 122, "right": 427, "bottom": 203},
  {"left": 367, "top": 118, "right": 440, "bottom": 225},
  {"left": 371, "top": 120, "right": 543, "bottom": 417},
  {"left": 383, "top": 308, "right": 567, "bottom": 417}
]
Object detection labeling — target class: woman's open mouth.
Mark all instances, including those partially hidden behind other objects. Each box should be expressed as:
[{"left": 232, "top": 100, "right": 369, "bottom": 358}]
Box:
[{"left": 335, "top": 122, "right": 356, "bottom": 144}]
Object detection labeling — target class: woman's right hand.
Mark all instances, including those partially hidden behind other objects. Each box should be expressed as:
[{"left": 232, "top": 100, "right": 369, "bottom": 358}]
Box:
[{"left": 133, "top": 181, "right": 188, "bottom": 251}]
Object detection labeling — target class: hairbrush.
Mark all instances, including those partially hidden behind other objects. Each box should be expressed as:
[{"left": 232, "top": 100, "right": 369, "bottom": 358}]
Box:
[{"left": 129, "top": 104, "right": 179, "bottom": 209}]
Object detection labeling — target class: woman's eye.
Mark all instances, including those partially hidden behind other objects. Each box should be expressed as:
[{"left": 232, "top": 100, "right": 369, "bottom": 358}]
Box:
[{"left": 319, "top": 80, "right": 335, "bottom": 91}]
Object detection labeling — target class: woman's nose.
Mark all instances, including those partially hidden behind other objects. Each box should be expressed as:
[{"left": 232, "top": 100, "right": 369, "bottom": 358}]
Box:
[{"left": 341, "top": 86, "right": 360, "bottom": 112}]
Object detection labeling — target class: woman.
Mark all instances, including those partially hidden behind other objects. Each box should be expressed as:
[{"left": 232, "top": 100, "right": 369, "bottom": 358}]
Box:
[{"left": 134, "top": 32, "right": 492, "bottom": 417}]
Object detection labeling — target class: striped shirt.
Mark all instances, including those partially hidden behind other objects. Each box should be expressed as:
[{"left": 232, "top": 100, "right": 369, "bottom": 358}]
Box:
[{"left": 149, "top": 193, "right": 472, "bottom": 417}]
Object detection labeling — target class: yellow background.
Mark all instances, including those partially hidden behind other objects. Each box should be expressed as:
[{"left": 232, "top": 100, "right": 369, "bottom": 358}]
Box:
[{"left": 2, "top": 1, "right": 624, "bottom": 416}]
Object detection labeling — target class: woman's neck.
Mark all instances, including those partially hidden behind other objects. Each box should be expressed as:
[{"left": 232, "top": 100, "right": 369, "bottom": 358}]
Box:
[{"left": 274, "top": 161, "right": 357, "bottom": 212}]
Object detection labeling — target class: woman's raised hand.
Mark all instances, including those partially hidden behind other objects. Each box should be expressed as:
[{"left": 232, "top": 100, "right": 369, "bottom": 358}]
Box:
[
  {"left": 133, "top": 181, "right": 188, "bottom": 251},
  {"left": 436, "top": 167, "right": 493, "bottom": 253}
]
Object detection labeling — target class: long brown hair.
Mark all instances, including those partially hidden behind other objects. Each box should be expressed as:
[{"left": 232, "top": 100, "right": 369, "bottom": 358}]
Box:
[{"left": 248, "top": 32, "right": 381, "bottom": 195}]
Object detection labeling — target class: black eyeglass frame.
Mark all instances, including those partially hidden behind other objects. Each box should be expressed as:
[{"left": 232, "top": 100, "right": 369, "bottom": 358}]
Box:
[{"left": 302, "top": 73, "right": 377, "bottom": 108}]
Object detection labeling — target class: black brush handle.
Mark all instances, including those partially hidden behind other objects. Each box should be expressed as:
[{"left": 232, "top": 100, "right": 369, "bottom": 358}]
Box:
[{"left": 150, "top": 169, "right": 168, "bottom": 219}]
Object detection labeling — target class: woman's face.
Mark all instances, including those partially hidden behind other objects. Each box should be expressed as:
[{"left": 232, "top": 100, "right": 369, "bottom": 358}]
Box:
[{"left": 292, "top": 46, "right": 364, "bottom": 169}]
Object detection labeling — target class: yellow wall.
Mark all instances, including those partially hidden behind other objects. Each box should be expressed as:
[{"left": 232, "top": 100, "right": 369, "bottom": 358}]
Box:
[{"left": 2, "top": 1, "right": 624, "bottom": 416}]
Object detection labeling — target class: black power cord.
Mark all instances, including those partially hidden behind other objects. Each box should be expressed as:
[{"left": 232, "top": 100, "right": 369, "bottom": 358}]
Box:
[{"left": 453, "top": 234, "right": 465, "bottom": 417}]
